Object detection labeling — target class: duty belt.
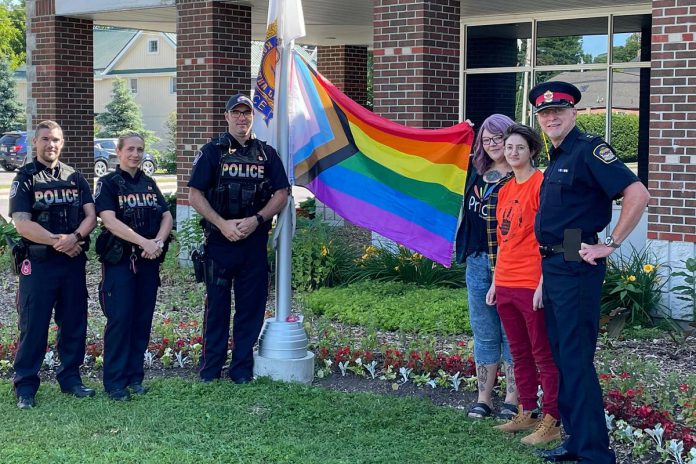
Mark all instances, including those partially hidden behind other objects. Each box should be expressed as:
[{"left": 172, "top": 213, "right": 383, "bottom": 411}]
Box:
[{"left": 539, "top": 244, "right": 565, "bottom": 258}]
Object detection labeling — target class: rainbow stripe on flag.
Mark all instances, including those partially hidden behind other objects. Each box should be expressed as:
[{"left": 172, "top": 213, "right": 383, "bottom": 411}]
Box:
[{"left": 289, "top": 52, "right": 473, "bottom": 267}]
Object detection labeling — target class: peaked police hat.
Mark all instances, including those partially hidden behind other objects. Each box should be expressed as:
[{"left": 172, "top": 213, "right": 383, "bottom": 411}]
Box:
[
  {"left": 225, "top": 94, "right": 253, "bottom": 111},
  {"left": 528, "top": 81, "right": 582, "bottom": 112}
]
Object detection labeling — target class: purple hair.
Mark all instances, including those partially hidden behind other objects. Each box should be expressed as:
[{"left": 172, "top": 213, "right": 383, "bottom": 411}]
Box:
[{"left": 471, "top": 114, "right": 516, "bottom": 175}]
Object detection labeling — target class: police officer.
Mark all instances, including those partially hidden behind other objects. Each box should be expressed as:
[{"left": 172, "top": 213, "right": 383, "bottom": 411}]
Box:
[
  {"left": 530, "top": 82, "right": 650, "bottom": 463},
  {"left": 9, "top": 120, "right": 97, "bottom": 409},
  {"left": 95, "top": 132, "right": 173, "bottom": 401},
  {"left": 188, "top": 93, "right": 289, "bottom": 383}
]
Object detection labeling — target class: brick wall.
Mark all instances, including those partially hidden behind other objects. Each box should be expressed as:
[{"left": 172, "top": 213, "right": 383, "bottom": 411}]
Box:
[
  {"left": 175, "top": 1, "right": 251, "bottom": 204},
  {"left": 26, "top": 0, "right": 94, "bottom": 181},
  {"left": 373, "top": 0, "right": 460, "bottom": 128},
  {"left": 647, "top": 0, "right": 696, "bottom": 243},
  {"left": 317, "top": 46, "right": 369, "bottom": 107}
]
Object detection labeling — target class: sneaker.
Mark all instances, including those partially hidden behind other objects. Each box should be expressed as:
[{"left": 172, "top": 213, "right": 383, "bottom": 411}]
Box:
[
  {"left": 520, "top": 413, "right": 561, "bottom": 446},
  {"left": 108, "top": 388, "right": 131, "bottom": 402},
  {"left": 128, "top": 383, "right": 147, "bottom": 395},
  {"left": 493, "top": 405, "right": 540, "bottom": 433}
]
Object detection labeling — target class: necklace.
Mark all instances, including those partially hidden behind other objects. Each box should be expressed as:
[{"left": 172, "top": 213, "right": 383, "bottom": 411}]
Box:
[{"left": 483, "top": 170, "right": 502, "bottom": 183}]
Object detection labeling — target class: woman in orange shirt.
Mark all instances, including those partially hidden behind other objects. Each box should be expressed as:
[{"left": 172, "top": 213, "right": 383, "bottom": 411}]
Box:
[{"left": 487, "top": 124, "right": 561, "bottom": 446}]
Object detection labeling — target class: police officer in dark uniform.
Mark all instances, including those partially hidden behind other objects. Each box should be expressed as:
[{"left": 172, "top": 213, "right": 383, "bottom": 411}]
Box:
[
  {"left": 95, "top": 132, "right": 173, "bottom": 401},
  {"left": 9, "top": 120, "right": 97, "bottom": 409},
  {"left": 529, "top": 82, "right": 650, "bottom": 463},
  {"left": 188, "top": 94, "right": 289, "bottom": 383}
]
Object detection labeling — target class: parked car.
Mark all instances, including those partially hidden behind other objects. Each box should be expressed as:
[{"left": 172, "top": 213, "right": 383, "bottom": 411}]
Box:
[
  {"left": 0, "top": 131, "right": 28, "bottom": 171},
  {"left": 94, "top": 138, "right": 157, "bottom": 177}
]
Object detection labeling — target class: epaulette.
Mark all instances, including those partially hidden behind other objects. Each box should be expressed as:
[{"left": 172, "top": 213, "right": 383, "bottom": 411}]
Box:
[
  {"left": 213, "top": 133, "right": 231, "bottom": 148},
  {"left": 18, "top": 161, "right": 38, "bottom": 176},
  {"left": 578, "top": 133, "right": 603, "bottom": 144}
]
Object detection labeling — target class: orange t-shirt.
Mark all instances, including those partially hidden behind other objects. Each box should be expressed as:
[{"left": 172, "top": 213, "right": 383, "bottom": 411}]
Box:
[{"left": 495, "top": 169, "right": 543, "bottom": 289}]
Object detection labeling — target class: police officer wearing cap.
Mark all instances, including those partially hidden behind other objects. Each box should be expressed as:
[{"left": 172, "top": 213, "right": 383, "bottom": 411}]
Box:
[
  {"left": 529, "top": 82, "right": 650, "bottom": 463},
  {"left": 95, "top": 132, "right": 173, "bottom": 401},
  {"left": 188, "top": 93, "right": 290, "bottom": 384},
  {"left": 9, "top": 120, "right": 97, "bottom": 409}
]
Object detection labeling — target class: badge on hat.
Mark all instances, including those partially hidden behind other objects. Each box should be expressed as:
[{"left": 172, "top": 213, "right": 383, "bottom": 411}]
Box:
[
  {"left": 593, "top": 144, "right": 617, "bottom": 164},
  {"left": 543, "top": 91, "right": 554, "bottom": 103}
]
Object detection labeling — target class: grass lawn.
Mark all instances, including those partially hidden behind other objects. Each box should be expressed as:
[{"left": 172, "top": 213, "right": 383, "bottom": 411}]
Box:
[{"left": 0, "top": 378, "right": 541, "bottom": 464}]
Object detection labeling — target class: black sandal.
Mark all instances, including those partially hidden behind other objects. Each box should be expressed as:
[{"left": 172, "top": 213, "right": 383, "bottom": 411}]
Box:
[
  {"left": 467, "top": 402, "right": 493, "bottom": 419},
  {"left": 496, "top": 402, "right": 518, "bottom": 421}
]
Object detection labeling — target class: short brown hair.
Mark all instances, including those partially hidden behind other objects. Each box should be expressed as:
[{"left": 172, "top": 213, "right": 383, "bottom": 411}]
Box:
[
  {"left": 35, "top": 120, "right": 62, "bottom": 132},
  {"left": 504, "top": 124, "right": 543, "bottom": 163}
]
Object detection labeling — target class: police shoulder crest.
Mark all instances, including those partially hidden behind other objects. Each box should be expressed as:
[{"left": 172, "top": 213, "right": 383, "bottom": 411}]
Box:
[
  {"left": 192, "top": 150, "right": 203, "bottom": 166},
  {"left": 94, "top": 180, "right": 103, "bottom": 199},
  {"left": 592, "top": 143, "right": 617, "bottom": 164},
  {"left": 9, "top": 181, "right": 19, "bottom": 199}
]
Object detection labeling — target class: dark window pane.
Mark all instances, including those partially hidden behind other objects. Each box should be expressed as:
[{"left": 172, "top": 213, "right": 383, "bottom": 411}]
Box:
[
  {"left": 465, "top": 72, "right": 531, "bottom": 127},
  {"left": 466, "top": 23, "right": 532, "bottom": 69}
]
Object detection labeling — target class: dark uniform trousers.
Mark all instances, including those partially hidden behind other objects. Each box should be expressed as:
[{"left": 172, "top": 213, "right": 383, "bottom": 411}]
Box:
[
  {"left": 199, "top": 233, "right": 269, "bottom": 382},
  {"left": 14, "top": 252, "right": 88, "bottom": 397},
  {"left": 100, "top": 257, "right": 160, "bottom": 392},
  {"left": 542, "top": 253, "right": 614, "bottom": 464}
]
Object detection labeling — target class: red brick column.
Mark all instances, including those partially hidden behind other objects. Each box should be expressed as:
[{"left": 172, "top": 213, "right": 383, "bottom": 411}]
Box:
[
  {"left": 26, "top": 0, "right": 94, "bottom": 181},
  {"left": 373, "top": 0, "right": 460, "bottom": 129},
  {"left": 175, "top": 1, "right": 251, "bottom": 204},
  {"left": 647, "top": 0, "right": 696, "bottom": 243},
  {"left": 318, "top": 46, "right": 369, "bottom": 107}
]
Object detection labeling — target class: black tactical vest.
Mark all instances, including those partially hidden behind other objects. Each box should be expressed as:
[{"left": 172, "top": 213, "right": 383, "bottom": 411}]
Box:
[
  {"left": 111, "top": 171, "right": 163, "bottom": 239},
  {"left": 24, "top": 162, "right": 84, "bottom": 235},
  {"left": 206, "top": 135, "right": 272, "bottom": 220}
]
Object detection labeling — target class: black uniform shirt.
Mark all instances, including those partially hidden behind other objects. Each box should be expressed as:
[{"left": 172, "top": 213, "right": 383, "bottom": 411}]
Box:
[
  {"left": 9, "top": 160, "right": 94, "bottom": 216},
  {"left": 94, "top": 167, "right": 168, "bottom": 216},
  {"left": 534, "top": 127, "right": 640, "bottom": 246},
  {"left": 187, "top": 134, "right": 290, "bottom": 245}
]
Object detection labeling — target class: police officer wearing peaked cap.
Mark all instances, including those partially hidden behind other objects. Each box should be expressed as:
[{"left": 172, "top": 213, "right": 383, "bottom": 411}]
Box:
[
  {"left": 9, "top": 120, "right": 98, "bottom": 409},
  {"left": 529, "top": 82, "right": 650, "bottom": 464},
  {"left": 188, "top": 93, "right": 290, "bottom": 384},
  {"left": 95, "top": 132, "right": 173, "bottom": 401}
]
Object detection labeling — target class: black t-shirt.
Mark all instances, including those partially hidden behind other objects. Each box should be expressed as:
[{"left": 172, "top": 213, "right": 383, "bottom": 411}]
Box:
[{"left": 461, "top": 174, "right": 490, "bottom": 257}]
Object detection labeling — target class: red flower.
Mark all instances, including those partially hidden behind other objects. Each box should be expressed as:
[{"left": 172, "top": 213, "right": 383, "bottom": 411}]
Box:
[
  {"left": 163, "top": 318, "right": 171, "bottom": 326},
  {"left": 619, "top": 372, "right": 631, "bottom": 380},
  {"left": 599, "top": 373, "right": 613, "bottom": 381},
  {"left": 679, "top": 383, "right": 689, "bottom": 393}
]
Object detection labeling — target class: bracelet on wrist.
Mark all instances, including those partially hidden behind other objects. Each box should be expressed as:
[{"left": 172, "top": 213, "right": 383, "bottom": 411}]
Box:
[
  {"left": 73, "top": 231, "right": 83, "bottom": 241},
  {"left": 255, "top": 213, "right": 265, "bottom": 225}
]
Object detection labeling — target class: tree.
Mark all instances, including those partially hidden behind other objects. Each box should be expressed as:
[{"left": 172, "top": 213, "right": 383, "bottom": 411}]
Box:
[
  {"left": 160, "top": 111, "right": 177, "bottom": 174},
  {"left": 96, "top": 78, "right": 158, "bottom": 148},
  {"left": 0, "top": 0, "right": 26, "bottom": 70},
  {"left": 0, "top": 58, "right": 23, "bottom": 132}
]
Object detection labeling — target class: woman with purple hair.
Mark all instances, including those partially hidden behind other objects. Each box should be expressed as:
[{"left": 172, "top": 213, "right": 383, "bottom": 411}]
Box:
[{"left": 455, "top": 114, "right": 518, "bottom": 419}]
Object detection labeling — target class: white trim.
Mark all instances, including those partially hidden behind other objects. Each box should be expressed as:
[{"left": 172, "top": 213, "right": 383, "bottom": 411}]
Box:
[
  {"left": 102, "top": 30, "right": 142, "bottom": 76},
  {"left": 102, "top": 71, "right": 176, "bottom": 79},
  {"left": 460, "top": 4, "right": 651, "bottom": 26}
]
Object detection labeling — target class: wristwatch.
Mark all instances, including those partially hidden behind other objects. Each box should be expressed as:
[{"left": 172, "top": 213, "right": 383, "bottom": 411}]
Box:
[
  {"left": 603, "top": 235, "right": 621, "bottom": 249},
  {"left": 255, "top": 213, "right": 265, "bottom": 225},
  {"left": 73, "top": 231, "right": 84, "bottom": 241}
]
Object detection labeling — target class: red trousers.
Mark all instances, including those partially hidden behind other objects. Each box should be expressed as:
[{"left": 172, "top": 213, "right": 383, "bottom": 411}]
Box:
[{"left": 496, "top": 286, "right": 560, "bottom": 419}]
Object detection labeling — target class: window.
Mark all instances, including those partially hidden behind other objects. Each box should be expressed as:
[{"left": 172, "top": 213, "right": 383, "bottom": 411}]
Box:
[
  {"left": 169, "top": 77, "right": 176, "bottom": 95},
  {"left": 462, "top": 13, "right": 651, "bottom": 181},
  {"left": 147, "top": 39, "right": 159, "bottom": 54},
  {"left": 130, "top": 78, "right": 138, "bottom": 94}
]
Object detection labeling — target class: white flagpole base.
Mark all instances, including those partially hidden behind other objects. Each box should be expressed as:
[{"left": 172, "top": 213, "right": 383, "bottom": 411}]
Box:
[{"left": 253, "top": 351, "right": 315, "bottom": 384}]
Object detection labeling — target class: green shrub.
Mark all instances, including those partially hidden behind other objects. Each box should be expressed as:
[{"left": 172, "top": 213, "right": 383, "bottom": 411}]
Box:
[
  {"left": 292, "top": 218, "right": 358, "bottom": 291},
  {"left": 350, "top": 244, "right": 465, "bottom": 288},
  {"left": 601, "top": 246, "right": 671, "bottom": 328},
  {"left": 303, "top": 281, "right": 470, "bottom": 334},
  {"left": 177, "top": 213, "right": 204, "bottom": 256}
]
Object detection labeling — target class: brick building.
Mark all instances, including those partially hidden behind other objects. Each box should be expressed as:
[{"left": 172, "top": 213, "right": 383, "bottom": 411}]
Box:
[{"left": 25, "top": 0, "right": 696, "bottom": 319}]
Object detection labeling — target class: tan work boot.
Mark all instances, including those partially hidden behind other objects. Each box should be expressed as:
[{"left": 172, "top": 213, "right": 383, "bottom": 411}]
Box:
[
  {"left": 493, "top": 405, "right": 540, "bottom": 433},
  {"left": 520, "top": 413, "right": 561, "bottom": 445}
]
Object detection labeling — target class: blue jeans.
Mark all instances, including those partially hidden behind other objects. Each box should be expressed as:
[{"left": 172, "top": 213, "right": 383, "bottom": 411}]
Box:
[{"left": 465, "top": 253, "right": 512, "bottom": 365}]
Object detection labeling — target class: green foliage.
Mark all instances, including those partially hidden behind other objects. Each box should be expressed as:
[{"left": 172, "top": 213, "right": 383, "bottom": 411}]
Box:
[
  {"left": 601, "top": 246, "right": 671, "bottom": 327},
  {"left": 159, "top": 111, "right": 177, "bottom": 174},
  {"left": 164, "top": 193, "right": 177, "bottom": 226},
  {"left": 0, "top": 58, "right": 23, "bottom": 132},
  {"left": 0, "top": 218, "right": 19, "bottom": 253},
  {"left": 95, "top": 78, "right": 159, "bottom": 150},
  {"left": 0, "top": 0, "right": 26, "bottom": 69},
  {"left": 304, "top": 281, "right": 470, "bottom": 334},
  {"left": 177, "top": 213, "right": 204, "bottom": 256},
  {"left": 351, "top": 244, "right": 465, "bottom": 288},
  {"left": 292, "top": 218, "right": 358, "bottom": 291},
  {"left": 297, "top": 196, "right": 316, "bottom": 218},
  {"left": 671, "top": 257, "right": 696, "bottom": 321},
  {"left": 0, "top": 379, "right": 540, "bottom": 463},
  {"left": 576, "top": 112, "right": 639, "bottom": 163}
]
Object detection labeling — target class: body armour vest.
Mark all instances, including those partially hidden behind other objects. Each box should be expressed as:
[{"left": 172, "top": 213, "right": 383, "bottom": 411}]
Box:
[
  {"left": 112, "top": 173, "right": 163, "bottom": 239},
  {"left": 24, "top": 162, "right": 84, "bottom": 235},
  {"left": 207, "top": 136, "right": 272, "bottom": 220}
]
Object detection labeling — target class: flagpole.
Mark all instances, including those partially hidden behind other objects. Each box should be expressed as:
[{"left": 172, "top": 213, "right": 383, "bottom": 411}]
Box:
[{"left": 275, "top": 38, "right": 293, "bottom": 322}]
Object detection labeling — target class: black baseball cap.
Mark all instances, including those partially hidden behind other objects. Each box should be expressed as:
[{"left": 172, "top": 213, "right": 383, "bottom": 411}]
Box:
[{"left": 225, "top": 94, "right": 253, "bottom": 111}]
